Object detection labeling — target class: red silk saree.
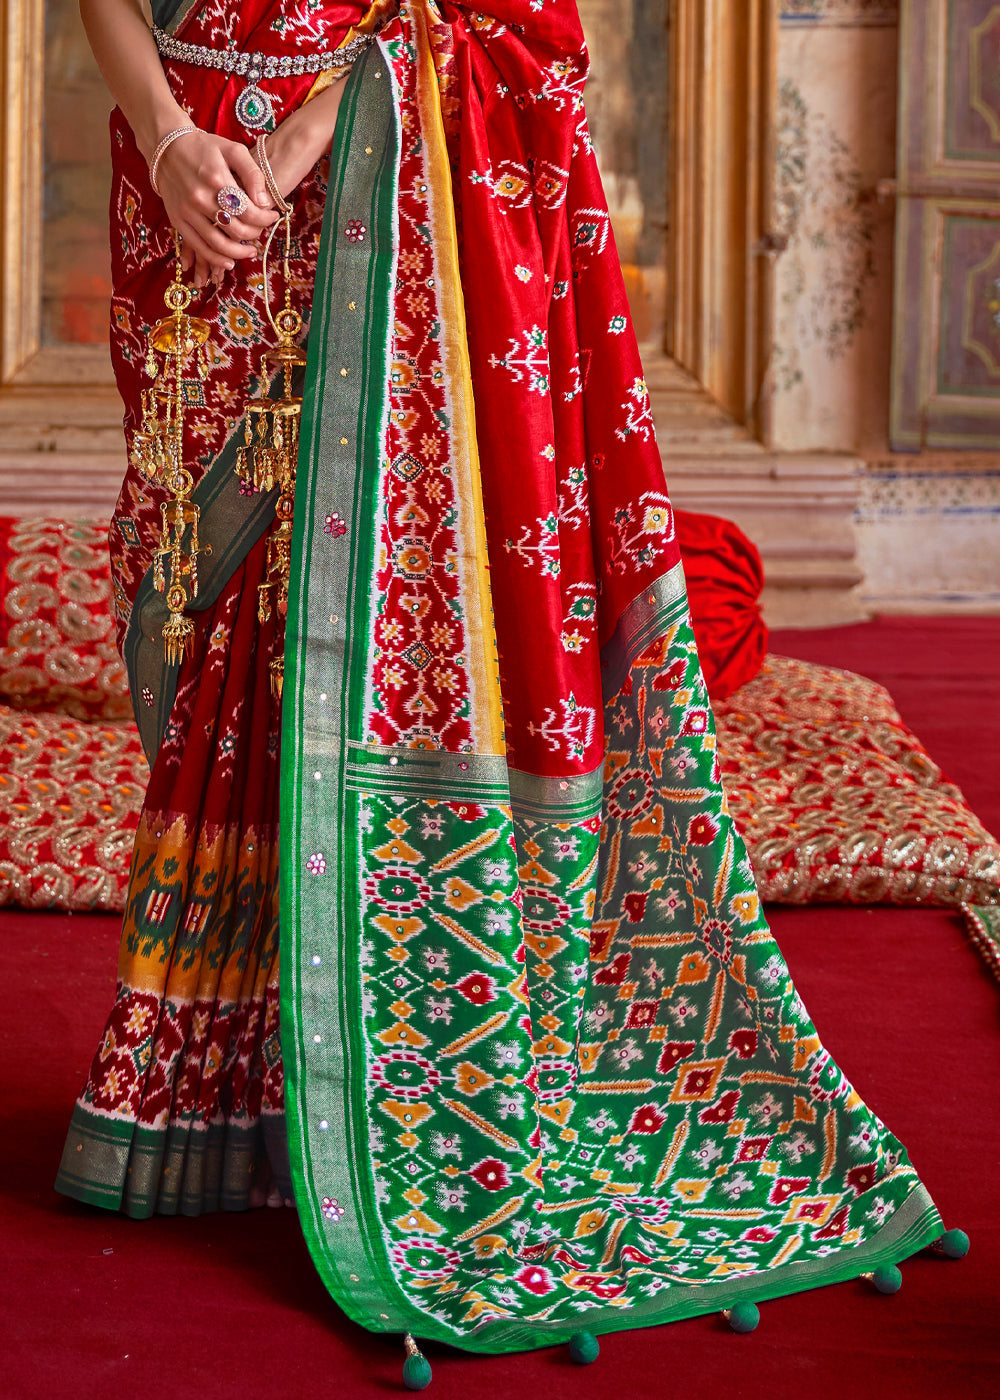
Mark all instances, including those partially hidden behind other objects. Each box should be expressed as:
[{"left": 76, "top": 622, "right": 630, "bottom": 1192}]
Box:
[{"left": 57, "top": 0, "right": 946, "bottom": 1358}]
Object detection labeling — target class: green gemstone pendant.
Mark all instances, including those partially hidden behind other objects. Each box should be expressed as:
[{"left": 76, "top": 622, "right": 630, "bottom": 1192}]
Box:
[{"left": 236, "top": 83, "right": 274, "bottom": 130}]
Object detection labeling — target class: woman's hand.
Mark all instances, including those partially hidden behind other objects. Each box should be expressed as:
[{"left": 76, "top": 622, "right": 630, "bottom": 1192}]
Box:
[
  {"left": 156, "top": 130, "right": 280, "bottom": 288},
  {"left": 257, "top": 77, "right": 350, "bottom": 202}
]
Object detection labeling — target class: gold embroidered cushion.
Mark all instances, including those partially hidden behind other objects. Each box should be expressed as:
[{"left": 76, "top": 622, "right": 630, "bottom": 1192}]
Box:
[
  {"left": 0, "top": 705, "right": 147, "bottom": 911},
  {"left": 714, "top": 655, "right": 1000, "bottom": 907},
  {"left": 0, "top": 516, "right": 131, "bottom": 720}
]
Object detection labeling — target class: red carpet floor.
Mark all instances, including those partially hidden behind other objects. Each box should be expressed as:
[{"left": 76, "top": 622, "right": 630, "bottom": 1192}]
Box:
[{"left": 2, "top": 617, "right": 997, "bottom": 1400}]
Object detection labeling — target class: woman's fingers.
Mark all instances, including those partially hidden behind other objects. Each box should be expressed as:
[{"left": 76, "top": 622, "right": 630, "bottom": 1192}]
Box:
[
  {"left": 173, "top": 218, "right": 235, "bottom": 277},
  {"left": 199, "top": 217, "right": 258, "bottom": 261},
  {"left": 224, "top": 141, "right": 275, "bottom": 214},
  {"left": 157, "top": 131, "right": 283, "bottom": 285},
  {"left": 217, "top": 212, "right": 267, "bottom": 244},
  {"left": 229, "top": 202, "right": 279, "bottom": 233},
  {"left": 193, "top": 184, "right": 274, "bottom": 235}
]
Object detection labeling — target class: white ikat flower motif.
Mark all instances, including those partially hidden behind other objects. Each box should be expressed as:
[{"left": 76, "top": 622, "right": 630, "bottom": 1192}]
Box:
[
  {"left": 614, "top": 376, "right": 656, "bottom": 444},
  {"left": 691, "top": 1139, "right": 723, "bottom": 1169},
  {"left": 485, "top": 907, "right": 514, "bottom": 937},
  {"left": 489, "top": 325, "right": 549, "bottom": 394},
  {"left": 430, "top": 1131, "right": 462, "bottom": 1159},
  {"left": 496, "top": 1091, "right": 526, "bottom": 1120},
  {"left": 551, "top": 834, "right": 581, "bottom": 861},
  {"left": 730, "top": 1244, "right": 759, "bottom": 1261},
  {"left": 849, "top": 1123, "right": 879, "bottom": 1153},
  {"left": 605, "top": 1037, "right": 643, "bottom": 1071},
  {"left": 760, "top": 954, "right": 786, "bottom": 988},
  {"left": 721, "top": 1171, "right": 755, "bottom": 1200},
  {"left": 866, "top": 1196, "right": 891, "bottom": 1227},
  {"left": 494, "top": 1040, "right": 522, "bottom": 1070},
  {"left": 585, "top": 1002, "right": 612, "bottom": 1033},
  {"left": 780, "top": 1132, "right": 815, "bottom": 1163},
  {"left": 425, "top": 994, "right": 454, "bottom": 1026},
  {"left": 435, "top": 1181, "right": 468, "bottom": 1213}
]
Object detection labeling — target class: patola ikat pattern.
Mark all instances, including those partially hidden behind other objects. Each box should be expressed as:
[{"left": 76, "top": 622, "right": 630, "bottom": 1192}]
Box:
[
  {"left": 53, "top": 0, "right": 944, "bottom": 1351},
  {"left": 280, "top": 3, "right": 941, "bottom": 1351}
]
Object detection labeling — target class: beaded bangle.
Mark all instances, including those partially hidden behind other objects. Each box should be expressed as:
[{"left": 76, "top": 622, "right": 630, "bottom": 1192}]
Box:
[
  {"left": 149, "top": 126, "right": 197, "bottom": 195},
  {"left": 254, "top": 135, "right": 293, "bottom": 215}
]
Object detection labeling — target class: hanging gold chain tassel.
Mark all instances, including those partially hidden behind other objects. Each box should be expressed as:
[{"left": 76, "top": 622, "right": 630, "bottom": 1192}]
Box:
[
  {"left": 234, "top": 206, "right": 305, "bottom": 697},
  {"left": 157, "top": 466, "right": 202, "bottom": 664},
  {"left": 135, "top": 233, "right": 213, "bottom": 664}
]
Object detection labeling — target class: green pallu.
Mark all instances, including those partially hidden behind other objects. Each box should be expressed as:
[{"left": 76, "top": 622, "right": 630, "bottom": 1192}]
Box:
[{"left": 279, "top": 26, "right": 944, "bottom": 1358}]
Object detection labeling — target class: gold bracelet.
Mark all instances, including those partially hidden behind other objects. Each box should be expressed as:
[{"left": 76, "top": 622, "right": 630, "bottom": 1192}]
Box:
[
  {"left": 254, "top": 134, "right": 293, "bottom": 215},
  {"left": 149, "top": 126, "right": 197, "bottom": 195}
]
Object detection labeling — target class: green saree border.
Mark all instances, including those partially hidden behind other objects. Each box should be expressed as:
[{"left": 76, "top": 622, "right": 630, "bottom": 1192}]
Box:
[
  {"left": 280, "top": 42, "right": 427, "bottom": 1340},
  {"left": 430, "top": 1182, "right": 940, "bottom": 1354},
  {"left": 600, "top": 561, "right": 690, "bottom": 700}
]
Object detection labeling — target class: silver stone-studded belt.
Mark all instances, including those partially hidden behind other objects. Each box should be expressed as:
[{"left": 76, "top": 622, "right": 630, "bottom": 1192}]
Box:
[{"left": 152, "top": 25, "right": 376, "bottom": 130}]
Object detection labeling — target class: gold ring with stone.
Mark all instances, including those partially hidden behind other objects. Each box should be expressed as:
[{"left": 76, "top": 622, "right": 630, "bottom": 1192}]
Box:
[{"left": 216, "top": 185, "right": 250, "bottom": 218}]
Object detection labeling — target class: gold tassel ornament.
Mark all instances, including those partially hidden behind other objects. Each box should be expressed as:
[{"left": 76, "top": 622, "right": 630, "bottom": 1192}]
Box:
[
  {"left": 235, "top": 205, "right": 306, "bottom": 698},
  {"left": 134, "top": 233, "right": 213, "bottom": 664}
]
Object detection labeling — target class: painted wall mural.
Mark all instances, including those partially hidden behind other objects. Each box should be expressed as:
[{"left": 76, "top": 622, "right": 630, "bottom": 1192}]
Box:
[
  {"left": 771, "top": 16, "right": 898, "bottom": 454},
  {"left": 772, "top": 78, "right": 876, "bottom": 397}
]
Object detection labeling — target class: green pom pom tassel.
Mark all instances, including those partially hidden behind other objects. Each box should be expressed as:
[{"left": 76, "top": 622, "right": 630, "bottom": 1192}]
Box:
[
  {"left": 872, "top": 1265, "right": 902, "bottom": 1295},
  {"left": 402, "top": 1335, "right": 432, "bottom": 1391},
  {"left": 568, "top": 1331, "right": 600, "bottom": 1365},
  {"left": 402, "top": 1355, "right": 432, "bottom": 1391},
  {"left": 725, "top": 1302, "right": 760, "bottom": 1333},
  {"left": 937, "top": 1228, "right": 970, "bottom": 1259}
]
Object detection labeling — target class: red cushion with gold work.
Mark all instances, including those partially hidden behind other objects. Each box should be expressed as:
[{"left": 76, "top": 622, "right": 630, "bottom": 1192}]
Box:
[
  {"left": 0, "top": 705, "right": 147, "bottom": 910},
  {"left": 714, "top": 654, "right": 1000, "bottom": 907},
  {"left": 0, "top": 516, "right": 131, "bottom": 720}
]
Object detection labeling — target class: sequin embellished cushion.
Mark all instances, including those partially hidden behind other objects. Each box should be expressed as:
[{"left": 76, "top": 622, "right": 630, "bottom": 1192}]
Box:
[
  {"left": 714, "top": 654, "right": 1000, "bottom": 907},
  {"left": 0, "top": 516, "right": 131, "bottom": 720},
  {"left": 0, "top": 705, "right": 148, "bottom": 910}
]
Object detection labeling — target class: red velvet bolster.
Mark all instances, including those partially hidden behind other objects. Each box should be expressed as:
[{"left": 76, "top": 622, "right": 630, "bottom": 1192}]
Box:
[{"left": 674, "top": 508, "right": 768, "bottom": 700}]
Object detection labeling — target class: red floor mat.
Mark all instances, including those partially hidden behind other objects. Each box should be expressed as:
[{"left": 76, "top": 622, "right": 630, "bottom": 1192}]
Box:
[{"left": 2, "top": 617, "right": 997, "bottom": 1399}]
